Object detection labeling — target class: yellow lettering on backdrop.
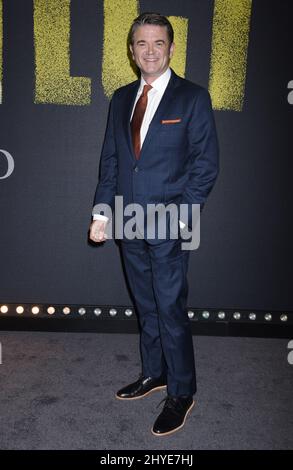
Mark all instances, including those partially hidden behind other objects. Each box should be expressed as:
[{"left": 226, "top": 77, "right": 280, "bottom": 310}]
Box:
[
  {"left": 34, "top": 0, "right": 91, "bottom": 105},
  {"left": 102, "top": 0, "right": 139, "bottom": 99},
  {"left": 167, "top": 16, "right": 188, "bottom": 79},
  {"left": 209, "top": 0, "right": 252, "bottom": 111},
  {"left": 31, "top": 0, "right": 251, "bottom": 107}
]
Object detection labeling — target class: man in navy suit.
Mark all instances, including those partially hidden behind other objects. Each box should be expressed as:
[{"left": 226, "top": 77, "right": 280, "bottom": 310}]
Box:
[{"left": 89, "top": 12, "right": 219, "bottom": 436}]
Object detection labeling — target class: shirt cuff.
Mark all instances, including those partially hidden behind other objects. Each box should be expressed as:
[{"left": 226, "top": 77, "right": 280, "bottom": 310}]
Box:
[
  {"left": 93, "top": 214, "right": 109, "bottom": 222},
  {"left": 179, "top": 220, "right": 186, "bottom": 229}
]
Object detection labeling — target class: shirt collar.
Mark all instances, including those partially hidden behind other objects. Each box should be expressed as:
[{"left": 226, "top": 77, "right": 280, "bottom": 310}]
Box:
[{"left": 139, "top": 67, "right": 171, "bottom": 94}]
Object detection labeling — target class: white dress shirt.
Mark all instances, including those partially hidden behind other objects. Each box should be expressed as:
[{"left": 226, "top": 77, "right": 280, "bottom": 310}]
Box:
[
  {"left": 93, "top": 67, "right": 185, "bottom": 228},
  {"left": 130, "top": 67, "right": 171, "bottom": 148}
]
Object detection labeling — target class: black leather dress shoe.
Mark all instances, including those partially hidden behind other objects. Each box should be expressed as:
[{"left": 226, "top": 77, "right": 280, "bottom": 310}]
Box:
[
  {"left": 151, "top": 395, "right": 195, "bottom": 436},
  {"left": 116, "top": 374, "right": 167, "bottom": 400}
]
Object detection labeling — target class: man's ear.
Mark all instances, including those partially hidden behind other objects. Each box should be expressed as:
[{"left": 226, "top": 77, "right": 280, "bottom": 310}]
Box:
[
  {"left": 129, "top": 44, "right": 134, "bottom": 57},
  {"left": 169, "top": 42, "right": 175, "bottom": 59}
]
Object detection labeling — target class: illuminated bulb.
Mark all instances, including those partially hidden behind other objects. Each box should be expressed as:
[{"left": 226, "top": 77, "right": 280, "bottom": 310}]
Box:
[
  {"left": 31, "top": 306, "right": 39, "bottom": 315},
  {"left": 202, "top": 311, "right": 210, "bottom": 319},
  {"left": 188, "top": 310, "right": 194, "bottom": 319},
  {"left": 264, "top": 313, "right": 272, "bottom": 321},
  {"left": 109, "top": 308, "right": 117, "bottom": 317},
  {"left": 249, "top": 312, "right": 256, "bottom": 321},
  {"left": 1, "top": 305, "right": 8, "bottom": 314},
  {"left": 233, "top": 312, "right": 241, "bottom": 320},
  {"left": 94, "top": 308, "right": 102, "bottom": 316},
  {"left": 125, "top": 309, "right": 133, "bottom": 317},
  {"left": 63, "top": 307, "right": 71, "bottom": 315},
  {"left": 218, "top": 311, "right": 225, "bottom": 320},
  {"left": 47, "top": 306, "right": 55, "bottom": 315},
  {"left": 16, "top": 306, "right": 24, "bottom": 314},
  {"left": 78, "top": 308, "right": 86, "bottom": 316},
  {"left": 280, "top": 314, "right": 288, "bottom": 322}
]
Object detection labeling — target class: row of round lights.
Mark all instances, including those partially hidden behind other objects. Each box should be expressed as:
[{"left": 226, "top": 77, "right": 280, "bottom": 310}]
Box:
[
  {"left": 0, "top": 305, "right": 133, "bottom": 317},
  {"left": 0, "top": 305, "right": 289, "bottom": 322},
  {"left": 187, "top": 310, "right": 288, "bottom": 322}
]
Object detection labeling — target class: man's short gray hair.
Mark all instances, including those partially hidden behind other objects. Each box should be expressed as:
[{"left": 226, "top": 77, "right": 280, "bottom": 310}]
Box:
[{"left": 129, "top": 12, "right": 174, "bottom": 45}]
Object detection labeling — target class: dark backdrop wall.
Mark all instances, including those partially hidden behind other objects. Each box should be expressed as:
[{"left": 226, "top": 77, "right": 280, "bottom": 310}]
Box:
[{"left": 0, "top": 0, "right": 292, "bottom": 313}]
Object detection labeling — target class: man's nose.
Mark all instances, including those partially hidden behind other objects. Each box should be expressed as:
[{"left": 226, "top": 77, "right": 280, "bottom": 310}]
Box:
[{"left": 146, "top": 45, "right": 155, "bottom": 55}]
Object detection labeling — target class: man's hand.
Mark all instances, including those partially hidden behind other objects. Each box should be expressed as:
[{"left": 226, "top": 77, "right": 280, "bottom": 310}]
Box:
[{"left": 89, "top": 219, "right": 108, "bottom": 243}]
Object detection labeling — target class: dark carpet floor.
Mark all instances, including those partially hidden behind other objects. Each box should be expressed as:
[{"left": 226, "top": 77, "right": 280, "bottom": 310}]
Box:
[{"left": 0, "top": 331, "right": 292, "bottom": 450}]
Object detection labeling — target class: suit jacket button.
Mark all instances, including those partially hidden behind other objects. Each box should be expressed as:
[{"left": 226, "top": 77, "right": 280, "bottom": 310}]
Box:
[{"left": 134, "top": 166, "right": 139, "bottom": 172}]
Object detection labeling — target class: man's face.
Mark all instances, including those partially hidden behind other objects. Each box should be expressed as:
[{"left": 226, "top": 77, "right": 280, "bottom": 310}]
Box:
[{"left": 129, "top": 24, "right": 175, "bottom": 82}]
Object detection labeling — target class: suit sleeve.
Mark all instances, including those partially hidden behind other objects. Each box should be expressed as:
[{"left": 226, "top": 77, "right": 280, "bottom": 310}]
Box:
[
  {"left": 92, "top": 93, "right": 117, "bottom": 218},
  {"left": 181, "top": 87, "right": 219, "bottom": 228}
]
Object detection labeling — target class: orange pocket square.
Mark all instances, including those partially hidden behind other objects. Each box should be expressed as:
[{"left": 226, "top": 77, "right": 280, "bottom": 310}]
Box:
[{"left": 161, "top": 119, "right": 182, "bottom": 124}]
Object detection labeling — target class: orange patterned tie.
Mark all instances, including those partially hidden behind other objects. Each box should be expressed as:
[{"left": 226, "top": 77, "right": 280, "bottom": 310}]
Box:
[{"left": 130, "top": 84, "right": 152, "bottom": 159}]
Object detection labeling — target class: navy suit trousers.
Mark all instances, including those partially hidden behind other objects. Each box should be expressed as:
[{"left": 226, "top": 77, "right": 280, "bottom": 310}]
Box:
[{"left": 120, "top": 237, "right": 197, "bottom": 397}]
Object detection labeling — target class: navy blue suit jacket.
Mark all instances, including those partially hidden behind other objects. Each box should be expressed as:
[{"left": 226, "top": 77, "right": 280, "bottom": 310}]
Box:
[{"left": 93, "top": 68, "right": 219, "bottom": 239}]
